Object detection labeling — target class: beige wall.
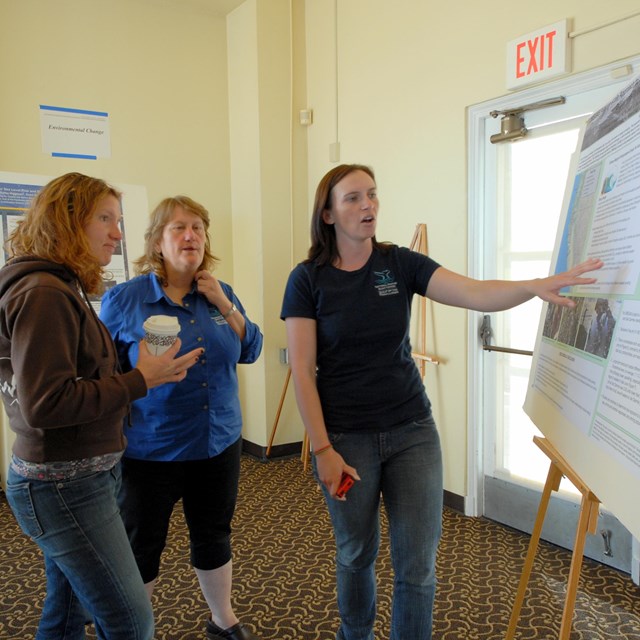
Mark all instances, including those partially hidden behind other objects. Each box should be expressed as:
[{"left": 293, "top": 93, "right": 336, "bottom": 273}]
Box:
[
  {"left": 227, "top": 0, "right": 306, "bottom": 449},
  {"left": 1, "top": 0, "right": 639, "bottom": 498},
  {"left": 0, "top": 0, "right": 233, "bottom": 257},
  {"left": 0, "top": 0, "right": 237, "bottom": 485},
  {"left": 301, "top": 0, "right": 640, "bottom": 496}
]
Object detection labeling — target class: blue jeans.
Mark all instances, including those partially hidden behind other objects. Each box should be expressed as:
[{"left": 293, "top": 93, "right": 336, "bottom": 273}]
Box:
[
  {"left": 315, "top": 414, "right": 443, "bottom": 640},
  {"left": 6, "top": 464, "right": 154, "bottom": 640}
]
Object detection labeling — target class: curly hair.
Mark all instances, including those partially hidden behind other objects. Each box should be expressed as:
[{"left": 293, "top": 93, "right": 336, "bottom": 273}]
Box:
[
  {"left": 7, "top": 172, "right": 121, "bottom": 294},
  {"left": 133, "top": 195, "right": 219, "bottom": 284},
  {"left": 307, "top": 163, "right": 392, "bottom": 266}
]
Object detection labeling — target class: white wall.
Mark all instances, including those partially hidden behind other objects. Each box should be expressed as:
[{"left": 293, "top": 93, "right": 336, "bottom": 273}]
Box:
[
  {"left": 0, "top": 0, "right": 233, "bottom": 262},
  {"left": 1, "top": 0, "right": 639, "bottom": 499},
  {"left": 0, "top": 0, "right": 235, "bottom": 485},
  {"left": 227, "top": 1, "right": 265, "bottom": 448},
  {"left": 301, "top": 0, "right": 640, "bottom": 496},
  {"left": 226, "top": 0, "right": 309, "bottom": 449}
]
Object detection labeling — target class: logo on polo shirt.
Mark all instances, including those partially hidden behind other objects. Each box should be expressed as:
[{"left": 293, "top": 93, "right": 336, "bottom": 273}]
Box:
[
  {"left": 208, "top": 304, "right": 228, "bottom": 326},
  {"left": 374, "top": 270, "right": 399, "bottom": 296}
]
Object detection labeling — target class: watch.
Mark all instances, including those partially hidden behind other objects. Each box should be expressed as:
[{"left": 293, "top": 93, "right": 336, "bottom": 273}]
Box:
[{"left": 223, "top": 303, "right": 237, "bottom": 319}]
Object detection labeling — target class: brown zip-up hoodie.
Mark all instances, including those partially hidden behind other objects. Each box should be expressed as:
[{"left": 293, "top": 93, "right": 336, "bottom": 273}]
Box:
[{"left": 0, "top": 257, "right": 147, "bottom": 463}]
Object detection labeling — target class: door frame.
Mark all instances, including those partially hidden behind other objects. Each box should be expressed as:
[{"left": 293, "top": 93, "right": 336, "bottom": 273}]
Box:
[{"left": 466, "top": 54, "right": 640, "bottom": 519}]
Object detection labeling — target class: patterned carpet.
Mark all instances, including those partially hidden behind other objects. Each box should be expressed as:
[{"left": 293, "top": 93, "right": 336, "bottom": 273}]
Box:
[{"left": 1, "top": 455, "right": 639, "bottom": 639}]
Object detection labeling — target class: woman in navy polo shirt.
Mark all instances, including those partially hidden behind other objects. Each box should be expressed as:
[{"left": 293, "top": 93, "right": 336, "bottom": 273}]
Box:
[{"left": 281, "top": 163, "right": 602, "bottom": 640}]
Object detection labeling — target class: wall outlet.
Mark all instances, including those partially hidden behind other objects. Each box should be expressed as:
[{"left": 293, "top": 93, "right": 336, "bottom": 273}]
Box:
[{"left": 299, "top": 108, "right": 313, "bottom": 125}]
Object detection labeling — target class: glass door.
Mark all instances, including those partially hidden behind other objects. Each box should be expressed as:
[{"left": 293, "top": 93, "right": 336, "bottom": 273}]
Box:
[
  {"left": 487, "top": 121, "right": 580, "bottom": 496},
  {"left": 469, "top": 65, "right": 638, "bottom": 573}
]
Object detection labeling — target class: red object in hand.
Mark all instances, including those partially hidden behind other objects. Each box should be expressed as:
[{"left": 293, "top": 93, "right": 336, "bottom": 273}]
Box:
[{"left": 336, "top": 472, "right": 355, "bottom": 498}]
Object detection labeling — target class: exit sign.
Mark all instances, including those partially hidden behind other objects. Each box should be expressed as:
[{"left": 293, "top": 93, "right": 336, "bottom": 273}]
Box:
[{"left": 506, "top": 19, "right": 571, "bottom": 90}]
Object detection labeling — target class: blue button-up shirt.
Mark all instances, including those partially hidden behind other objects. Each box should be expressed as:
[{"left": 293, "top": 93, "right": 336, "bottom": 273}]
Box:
[{"left": 100, "top": 274, "right": 263, "bottom": 461}]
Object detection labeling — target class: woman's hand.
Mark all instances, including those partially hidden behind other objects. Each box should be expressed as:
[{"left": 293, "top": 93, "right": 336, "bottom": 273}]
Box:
[
  {"left": 316, "top": 448, "right": 360, "bottom": 500},
  {"left": 427, "top": 257, "right": 604, "bottom": 312},
  {"left": 135, "top": 339, "right": 203, "bottom": 389},
  {"left": 196, "top": 270, "right": 246, "bottom": 339},
  {"left": 526, "top": 257, "right": 604, "bottom": 307},
  {"left": 195, "top": 270, "right": 230, "bottom": 311}
]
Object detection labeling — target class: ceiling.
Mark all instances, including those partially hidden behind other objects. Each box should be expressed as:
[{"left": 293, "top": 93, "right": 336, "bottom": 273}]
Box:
[
  {"left": 142, "top": 0, "right": 246, "bottom": 16},
  {"left": 174, "top": 0, "right": 246, "bottom": 15}
]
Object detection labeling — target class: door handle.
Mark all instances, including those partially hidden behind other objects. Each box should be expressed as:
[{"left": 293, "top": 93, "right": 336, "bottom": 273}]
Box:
[{"left": 480, "top": 314, "right": 533, "bottom": 357}]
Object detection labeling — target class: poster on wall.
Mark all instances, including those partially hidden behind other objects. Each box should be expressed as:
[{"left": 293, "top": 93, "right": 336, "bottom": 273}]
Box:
[
  {"left": 39, "top": 105, "right": 111, "bottom": 160},
  {"left": 524, "top": 75, "right": 640, "bottom": 539},
  {"left": 0, "top": 171, "right": 146, "bottom": 312}
]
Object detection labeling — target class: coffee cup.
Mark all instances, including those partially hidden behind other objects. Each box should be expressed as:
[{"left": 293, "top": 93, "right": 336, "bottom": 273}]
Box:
[{"left": 143, "top": 315, "right": 181, "bottom": 355}]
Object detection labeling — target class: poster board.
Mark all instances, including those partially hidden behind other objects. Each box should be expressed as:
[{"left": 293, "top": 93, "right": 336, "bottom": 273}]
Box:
[
  {"left": 0, "top": 171, "right": 147, "bottom": 311},
  {"left": 524, "top": 76, "right": 640, "bottom": 540}
]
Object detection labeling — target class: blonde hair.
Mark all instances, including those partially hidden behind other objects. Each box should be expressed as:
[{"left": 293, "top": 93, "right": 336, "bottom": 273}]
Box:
[
  {"left": 7, "top": 172, "right": 121, "bottom": 294},
  {"left": 134, "top": 195, "right": 219, "bottom": 284}
]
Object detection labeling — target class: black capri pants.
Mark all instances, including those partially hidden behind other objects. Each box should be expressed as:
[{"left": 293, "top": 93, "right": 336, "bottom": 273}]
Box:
[{"left": 118, "top": 436, "right": 242, "bottom": 583}]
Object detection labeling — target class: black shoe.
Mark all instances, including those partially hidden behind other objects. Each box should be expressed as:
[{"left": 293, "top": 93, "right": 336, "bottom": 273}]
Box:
[{"left": 206, "top": 620, "right": 261, "bottom": 640}]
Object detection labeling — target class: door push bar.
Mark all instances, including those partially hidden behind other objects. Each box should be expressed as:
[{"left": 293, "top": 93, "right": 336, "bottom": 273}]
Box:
[{"left": 480, "top": 314, "right": 534, "bottom": 357}]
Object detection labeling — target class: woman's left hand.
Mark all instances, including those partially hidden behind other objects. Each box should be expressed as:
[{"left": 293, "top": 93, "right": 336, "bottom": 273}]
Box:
[
  {"left": 428, "top": 257, "right": 604, "bottom": 312},
  {"left": 529, "top": 257, "right": 604, "bottom": 307},
  {"left": 195, "top": 270, "right": 229, "bottom": 309}
]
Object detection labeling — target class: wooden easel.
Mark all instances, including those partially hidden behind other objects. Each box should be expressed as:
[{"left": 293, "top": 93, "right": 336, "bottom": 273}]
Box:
[
  {"left": 506, "top": 435, "right": 601, "bottom": 640},
  {"left": 267, "top": 223, "right": 440, "bottom": 469},
  {"left": 409, "top": 223, "right": 440, "bottom": 373},
  {"left": 265, "top": 367, "right": 309, "bottom": 467}
]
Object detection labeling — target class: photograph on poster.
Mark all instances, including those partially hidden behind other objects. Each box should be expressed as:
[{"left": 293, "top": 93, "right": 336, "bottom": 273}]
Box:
[
  {"left": 525, "top": 75, "right": 640, "bottom": 539},
  {"left": 542, "top": 295, "right": 620, "bottom": 358}
]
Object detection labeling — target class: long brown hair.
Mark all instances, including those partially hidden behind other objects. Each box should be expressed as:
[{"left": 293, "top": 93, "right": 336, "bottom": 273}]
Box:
[
  {"left": 7, "top": 172, "right": 121, "bottom": 294},
  {"left": 134, "top": 195, "right": 219, "bottom": 284},
  {"left": 306, "top": 164, "right": 391, "bottom": 266}
]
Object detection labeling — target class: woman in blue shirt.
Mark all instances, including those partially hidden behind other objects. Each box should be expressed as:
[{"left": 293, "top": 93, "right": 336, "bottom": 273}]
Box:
[{"left": 101, "top": 195, "right": 263, "bottom": 640}]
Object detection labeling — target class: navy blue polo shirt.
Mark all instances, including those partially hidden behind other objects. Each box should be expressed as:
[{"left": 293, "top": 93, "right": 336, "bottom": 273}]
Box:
[{"left": 281, "top": 246, "right": 440, "bottom": 433}]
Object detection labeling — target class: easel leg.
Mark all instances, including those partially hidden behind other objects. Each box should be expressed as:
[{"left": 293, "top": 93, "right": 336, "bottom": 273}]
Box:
[
  {"left": 558, "top": 493, "right": 600, "bottom": 640},
  {"left": 301, "top": 432, "right": 310, "bottom": 471},
  {"left": 266, "top": 368, "right": 312, "bottom": 471},
  {"left": 506, "top": 462, "right": 563, "bottom": 639},
  {"left": 266, "top": 368, "right": 291, "bottom": 457}
]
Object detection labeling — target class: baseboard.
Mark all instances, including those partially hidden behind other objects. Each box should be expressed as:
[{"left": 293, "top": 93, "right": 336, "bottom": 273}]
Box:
[
  {"left": 444, "top": 490, "right": 465, "bottom": 513},
  {"left": 242, "top": 439, "right": 302, "bottom": 462}
]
